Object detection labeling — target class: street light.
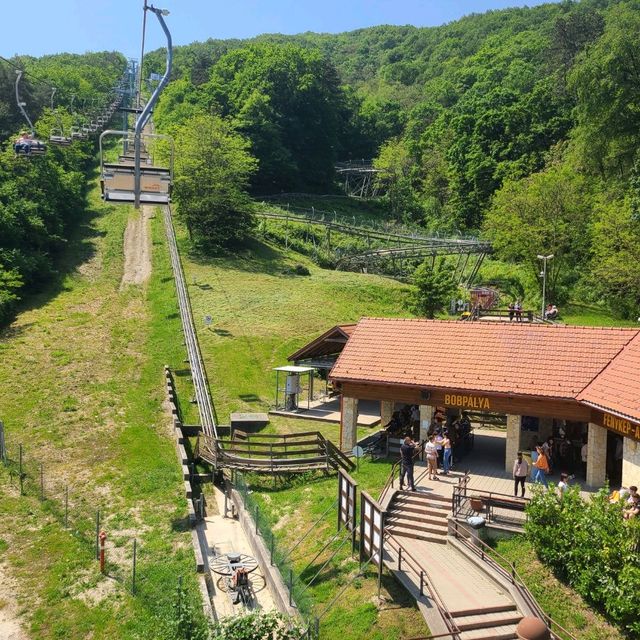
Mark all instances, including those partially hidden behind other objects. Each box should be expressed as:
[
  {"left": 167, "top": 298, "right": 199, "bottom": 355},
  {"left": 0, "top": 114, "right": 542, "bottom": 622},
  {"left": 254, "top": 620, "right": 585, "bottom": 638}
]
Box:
[{"left": 537, "top": 254, "right": 554, "bottom": 320}]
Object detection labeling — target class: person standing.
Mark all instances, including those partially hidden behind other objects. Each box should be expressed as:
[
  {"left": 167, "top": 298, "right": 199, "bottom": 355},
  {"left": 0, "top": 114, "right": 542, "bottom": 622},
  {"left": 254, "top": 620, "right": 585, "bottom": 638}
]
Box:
[
  {"left": 442, "top": 430, "right": 452, "bottom": 475},
  {"left": 514, "top": 300, "right": 523, "bottom": 322},
  {"left": 399, "top": 436, "right": 417, "bottom": 491},
  {"left": 533, "top": 446, "right": 549, "bottom": 487},
  {"left": 580, "top": 441, "right": 588, "bottom": 478},
  {"left": 513, "top": 451, "right": 529, "bottom": 497},
  {"left": 557, "top": 473, "right": 571, "bottom": 496},
  {"left": 424, "top": 435, "right": 439, "bottom": 481}
]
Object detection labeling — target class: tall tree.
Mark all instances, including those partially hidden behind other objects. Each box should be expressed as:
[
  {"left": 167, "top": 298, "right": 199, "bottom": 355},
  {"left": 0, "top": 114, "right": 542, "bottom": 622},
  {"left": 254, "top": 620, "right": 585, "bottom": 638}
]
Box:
[
  {"left": 410, "top": 258, "right": 457, "bottom": 319},
  {"left": 173, "top": 114, "right": 257, "bottom": 250},
  {"left": 205, "top": 43, "right": 345, "bottom": 193},
  {"left": 483, "top": 161, "right": 591, "bottom": 303}
]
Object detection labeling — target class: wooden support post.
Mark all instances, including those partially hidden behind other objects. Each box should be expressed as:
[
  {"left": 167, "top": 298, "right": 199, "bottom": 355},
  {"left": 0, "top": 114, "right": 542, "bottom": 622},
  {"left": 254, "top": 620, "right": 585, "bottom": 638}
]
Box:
[
  {"left": 95, "top": 510, "right": 100, "bottom": 560},
  {"left": 18, "top": 444, "right": 23, "bottom": 495},
  {"left": 0, "top": 421, "right": 5, "bottom": 464}
]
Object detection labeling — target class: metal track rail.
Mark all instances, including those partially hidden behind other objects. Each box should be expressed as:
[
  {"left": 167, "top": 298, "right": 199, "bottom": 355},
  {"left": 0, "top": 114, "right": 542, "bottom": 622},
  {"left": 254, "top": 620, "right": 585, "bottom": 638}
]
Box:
[{"left": 162, "top": 205, "right": 218, "bottom": 438}]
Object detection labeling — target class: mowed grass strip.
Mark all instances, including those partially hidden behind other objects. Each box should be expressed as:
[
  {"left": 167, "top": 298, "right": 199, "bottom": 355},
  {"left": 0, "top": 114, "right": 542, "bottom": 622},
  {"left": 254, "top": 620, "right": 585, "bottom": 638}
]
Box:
[{"left": 0, "top": 185, "right": 207, "bottom": 639}]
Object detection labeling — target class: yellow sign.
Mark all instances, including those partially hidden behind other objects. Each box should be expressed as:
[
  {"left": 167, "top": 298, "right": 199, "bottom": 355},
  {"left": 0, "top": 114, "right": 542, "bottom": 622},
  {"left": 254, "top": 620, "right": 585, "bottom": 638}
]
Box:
[
  {"left": 603, "top": 412, "right": 640, "bottom": 440},
  {"left": 444, "top": 393, "right": 490, "bottom": 410}
]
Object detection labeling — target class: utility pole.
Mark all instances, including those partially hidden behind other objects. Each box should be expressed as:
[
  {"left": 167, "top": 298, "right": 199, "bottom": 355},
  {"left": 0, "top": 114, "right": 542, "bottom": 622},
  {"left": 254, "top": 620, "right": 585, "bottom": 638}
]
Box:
[
  {"left": 137, "top": 0, "right": 148, "bottom": 110},
  {"left": 537, "top": 254, "right": 554, "bottom": 320}
]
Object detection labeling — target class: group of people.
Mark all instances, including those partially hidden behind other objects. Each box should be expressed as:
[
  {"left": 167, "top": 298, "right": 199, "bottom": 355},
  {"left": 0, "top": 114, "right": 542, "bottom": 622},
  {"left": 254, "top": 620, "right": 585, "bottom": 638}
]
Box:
[
  {"left": 512, "top": 445, "right": 575, "bottom": 497},
  {"left": 397, "top": 409, "right": 474, "bottom": 490},
  {"left": 544, "top": 304, "right": 559, "bottom": 320},
  {"left": 610, "top": 486, "right": 640, "bottom": 520},
  {"left": 399, "top": 432, "right": 452, "bottom": 490}
]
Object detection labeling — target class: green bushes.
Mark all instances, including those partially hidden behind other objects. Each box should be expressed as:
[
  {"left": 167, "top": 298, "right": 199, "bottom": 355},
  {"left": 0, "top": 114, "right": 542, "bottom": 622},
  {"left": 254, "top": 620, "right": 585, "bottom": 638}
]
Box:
[
  {"left": 211, "top": 612, "right": 306, "bottom": 640},
  {"left": 526, "top": 486, "right": 640, "bottom": 635}
]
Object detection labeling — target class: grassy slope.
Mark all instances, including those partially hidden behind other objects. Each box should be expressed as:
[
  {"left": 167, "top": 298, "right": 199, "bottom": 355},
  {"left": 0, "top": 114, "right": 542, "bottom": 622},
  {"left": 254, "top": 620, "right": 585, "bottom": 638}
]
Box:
[
  {"left": 493, "top": 537, "right": 624, "bottom": 640},
  {"left": 0, "top": 184, "right": 206, "bottom": 638},
  {"left": 178, "top": 227, "right": 427, "bottom": 638},
  {"left": 181, "top": 232, "right": 412, "bottom": 421}
]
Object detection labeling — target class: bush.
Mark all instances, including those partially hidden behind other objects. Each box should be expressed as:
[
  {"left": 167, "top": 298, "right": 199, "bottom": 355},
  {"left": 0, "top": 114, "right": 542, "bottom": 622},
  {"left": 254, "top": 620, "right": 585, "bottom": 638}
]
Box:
[
  {"left": 526, "top": 485, "right": 640, "bottom": 635},
  {"left": 211, "top": 612, "right": 306, "bottom": 640}
]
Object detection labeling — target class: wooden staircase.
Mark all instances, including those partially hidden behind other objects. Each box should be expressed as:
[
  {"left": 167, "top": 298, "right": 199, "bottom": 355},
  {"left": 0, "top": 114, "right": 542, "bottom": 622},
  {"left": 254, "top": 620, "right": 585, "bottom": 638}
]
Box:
[
  {"left": 386, "top": 490, "right": 450, "bottom": 543},
  {"left": 450, "top": 603, "right": 522, "bottom": 639},
  {"left": 385, "top": 489, "right": 524, "bottom": 639}
]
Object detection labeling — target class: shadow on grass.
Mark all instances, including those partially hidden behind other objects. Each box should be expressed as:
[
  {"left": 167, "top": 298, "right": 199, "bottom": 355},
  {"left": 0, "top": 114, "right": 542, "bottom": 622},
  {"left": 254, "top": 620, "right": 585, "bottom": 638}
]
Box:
[
  {"left": 2, "top": 198, "right": 106, "bottom": 327},
  {"left": 238, "top": 393, "right": 261, "bottom": 402},
  {"left": 187, "top": 236, "right": 300, "bottom": 277}
]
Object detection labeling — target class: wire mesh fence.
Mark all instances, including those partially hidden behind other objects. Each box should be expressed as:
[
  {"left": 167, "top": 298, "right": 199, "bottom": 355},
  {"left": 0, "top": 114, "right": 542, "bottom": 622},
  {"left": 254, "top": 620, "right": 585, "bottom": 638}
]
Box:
[
  {"left": 1, "top": 435, "right": 145, "bottom": 596},
  {"left": 233, "top": 472, "right": 366, "bottom": 639}
]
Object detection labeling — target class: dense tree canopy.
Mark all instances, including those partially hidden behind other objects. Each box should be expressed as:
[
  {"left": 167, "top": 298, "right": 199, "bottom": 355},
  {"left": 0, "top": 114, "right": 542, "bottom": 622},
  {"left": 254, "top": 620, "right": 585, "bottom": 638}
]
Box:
[
  {"left": 0, "top": 51, "right": 125, "bottom": 324},
  {"left": 172, "top": 114, "right": 257, "bottom": 250}
]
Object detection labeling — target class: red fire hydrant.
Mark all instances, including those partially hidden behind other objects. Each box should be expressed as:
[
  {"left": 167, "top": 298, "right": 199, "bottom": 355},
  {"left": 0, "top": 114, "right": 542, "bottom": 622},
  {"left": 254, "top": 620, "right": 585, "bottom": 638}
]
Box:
[{"left": 99, "top": 530, "right": 107, "bottom": 574}]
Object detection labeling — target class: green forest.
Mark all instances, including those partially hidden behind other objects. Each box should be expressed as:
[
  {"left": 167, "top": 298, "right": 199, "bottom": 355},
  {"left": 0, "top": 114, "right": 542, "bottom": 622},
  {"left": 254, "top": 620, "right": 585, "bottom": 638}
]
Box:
[
  {"left": 2, "top": 0, "right": 640, "bottom": 322},
  {"left": 143, "top": 0, "right": 640, "bottom": 318},
  {"left": 0, "top": 52, "right": 125, "bottom": 323}
]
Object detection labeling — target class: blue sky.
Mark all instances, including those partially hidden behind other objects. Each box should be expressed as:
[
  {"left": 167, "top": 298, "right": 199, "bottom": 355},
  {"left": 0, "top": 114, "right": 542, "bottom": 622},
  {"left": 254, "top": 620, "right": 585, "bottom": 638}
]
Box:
[{"left": 2, "top": 1, "right": 556, "bottom": 59}]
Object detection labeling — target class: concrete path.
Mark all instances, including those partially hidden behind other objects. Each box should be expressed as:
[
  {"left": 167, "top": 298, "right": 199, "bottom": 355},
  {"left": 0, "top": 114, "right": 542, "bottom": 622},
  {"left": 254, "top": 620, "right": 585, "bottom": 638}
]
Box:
[{"left": 201, "top": 486, "right": 276, "bottom": 618}]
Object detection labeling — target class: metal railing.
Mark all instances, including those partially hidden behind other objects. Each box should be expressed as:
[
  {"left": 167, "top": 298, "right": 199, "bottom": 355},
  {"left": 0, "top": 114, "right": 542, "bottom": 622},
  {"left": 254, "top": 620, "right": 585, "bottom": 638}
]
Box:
[
  {"left": 385, "top": 533, "right": 461, "bottom": 639},
  {"left": 452, "top": 485, "right": 529, "bottom": 528},
  {"left": 449, "top": 519, "right": 578, "bottom": 640}
]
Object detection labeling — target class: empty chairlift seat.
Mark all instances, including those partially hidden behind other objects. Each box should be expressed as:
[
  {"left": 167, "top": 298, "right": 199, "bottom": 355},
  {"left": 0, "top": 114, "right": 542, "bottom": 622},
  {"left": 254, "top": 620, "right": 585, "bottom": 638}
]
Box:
[
  {"left": 101, "top": 163, "right": 172, "bottom": 204},
  {"left": 49, "top": 129, "right": 72, "bottom": 146},
  {"left": 100, "top": 129, "right": 174, "bottom": 206}
]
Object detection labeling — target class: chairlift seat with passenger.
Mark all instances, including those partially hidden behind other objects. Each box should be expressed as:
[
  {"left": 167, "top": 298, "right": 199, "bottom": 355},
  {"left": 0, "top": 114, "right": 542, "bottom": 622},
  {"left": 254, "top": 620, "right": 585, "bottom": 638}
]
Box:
[{"left": 14, "top": 138, "right": 46, "bottom": 157}]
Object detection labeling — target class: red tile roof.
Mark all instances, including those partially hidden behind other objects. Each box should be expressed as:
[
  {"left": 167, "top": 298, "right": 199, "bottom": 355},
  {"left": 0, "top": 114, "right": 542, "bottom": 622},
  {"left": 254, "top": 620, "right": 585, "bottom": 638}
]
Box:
[
  {"left": 578, "top": 333, "right": 640, "bottom": 423},
  {"left": 331, "top": 318, "right": 639, "bottom": 403}
]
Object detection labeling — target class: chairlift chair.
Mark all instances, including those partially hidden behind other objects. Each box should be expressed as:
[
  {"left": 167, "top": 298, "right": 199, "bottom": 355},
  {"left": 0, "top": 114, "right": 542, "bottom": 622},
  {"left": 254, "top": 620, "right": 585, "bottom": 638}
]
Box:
[
  {"left": 13, "top": 71, "right": 46, "bottom": 157},
  {"left": 100, "top": 129, "right": 174, "bottom": 205},
  {"left": 49, "top": 128, "right": 72, "bottom": 146}
]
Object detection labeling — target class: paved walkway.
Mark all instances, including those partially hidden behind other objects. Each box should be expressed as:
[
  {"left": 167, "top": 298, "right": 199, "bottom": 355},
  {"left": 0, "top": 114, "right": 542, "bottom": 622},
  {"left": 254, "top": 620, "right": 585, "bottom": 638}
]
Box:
[
  {"left": 414, "top": 428, "right": 595, "bottom": 499},
  {"left": 413, "top": 538, "right": 512, "bottom": 610},
  {"left": 200, "top": 486, "right": 276, "bottom": 618},
  {"left": 270, "top": 398, "right": 380, "bottom": 426}
]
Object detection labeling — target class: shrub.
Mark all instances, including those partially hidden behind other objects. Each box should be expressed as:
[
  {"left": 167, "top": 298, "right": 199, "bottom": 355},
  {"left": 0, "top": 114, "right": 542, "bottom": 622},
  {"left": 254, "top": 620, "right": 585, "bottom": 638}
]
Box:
[
  {"left": 526, "top": 485, "right": 640, "bottom": 634},
  {"left": 211, "top": 612, "right": 306, "bottom": 640}
]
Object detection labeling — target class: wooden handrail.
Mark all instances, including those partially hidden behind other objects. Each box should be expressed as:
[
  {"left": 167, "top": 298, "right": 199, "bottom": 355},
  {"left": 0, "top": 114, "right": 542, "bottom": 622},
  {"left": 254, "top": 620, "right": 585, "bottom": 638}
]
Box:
[
  {"left": 449, "top": 520, "right": 578, "bottom": 640},
  {"left": 385, "top": 534, "right": 460, "bottom": 638}
]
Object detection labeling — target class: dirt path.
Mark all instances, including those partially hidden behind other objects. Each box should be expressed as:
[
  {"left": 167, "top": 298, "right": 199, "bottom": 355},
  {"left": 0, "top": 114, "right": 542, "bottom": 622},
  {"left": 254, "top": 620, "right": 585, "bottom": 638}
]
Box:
[
  {"left": 121, "top": 205, "right": 153, "bottom": 288},
  {"left": 0, "top": 564, "right": 27, "bottom": 640}
]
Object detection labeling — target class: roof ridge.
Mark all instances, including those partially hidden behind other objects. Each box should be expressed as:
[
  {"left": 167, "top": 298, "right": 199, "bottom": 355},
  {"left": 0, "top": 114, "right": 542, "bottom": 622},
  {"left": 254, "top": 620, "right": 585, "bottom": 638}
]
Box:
[{"left": 577, "top": 331, "right": 640, "bottom": 400}]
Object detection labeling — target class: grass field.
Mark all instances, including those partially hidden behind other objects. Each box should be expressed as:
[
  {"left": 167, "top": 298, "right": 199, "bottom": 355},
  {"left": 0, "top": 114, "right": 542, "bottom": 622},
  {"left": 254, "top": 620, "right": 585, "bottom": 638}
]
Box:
[{"left": 0, "top": 183, "right": 207, "bottom": 639}]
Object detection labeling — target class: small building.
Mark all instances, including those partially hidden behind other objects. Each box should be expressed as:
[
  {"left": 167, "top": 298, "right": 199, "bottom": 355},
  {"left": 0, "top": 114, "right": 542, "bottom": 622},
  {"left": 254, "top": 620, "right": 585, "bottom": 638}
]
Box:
[
  {"left": 288, "top": 324, "right": 356, "bottom": 374},
  {"left": 329, "top": 317, "right": 640, "bottom": 488}
]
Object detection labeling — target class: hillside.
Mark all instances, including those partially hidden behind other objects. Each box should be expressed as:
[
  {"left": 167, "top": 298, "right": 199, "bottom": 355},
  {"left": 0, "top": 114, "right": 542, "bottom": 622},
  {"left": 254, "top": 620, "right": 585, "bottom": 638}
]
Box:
[{"left": 146, "top": 0, "right": 640, "bottom": 318}]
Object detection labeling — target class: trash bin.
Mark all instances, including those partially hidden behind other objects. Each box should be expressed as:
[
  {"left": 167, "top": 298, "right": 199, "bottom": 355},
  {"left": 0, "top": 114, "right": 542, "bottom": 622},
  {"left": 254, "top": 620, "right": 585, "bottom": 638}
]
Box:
[{"left": 466, "top": 515, "right": 486, "bottom": 547}]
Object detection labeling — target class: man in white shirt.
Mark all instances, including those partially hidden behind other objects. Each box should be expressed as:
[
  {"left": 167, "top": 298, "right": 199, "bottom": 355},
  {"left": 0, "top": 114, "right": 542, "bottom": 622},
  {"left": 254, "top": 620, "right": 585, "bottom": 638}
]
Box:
[{"left": 513, "top": 452, "right": 529, "bottom": 497}]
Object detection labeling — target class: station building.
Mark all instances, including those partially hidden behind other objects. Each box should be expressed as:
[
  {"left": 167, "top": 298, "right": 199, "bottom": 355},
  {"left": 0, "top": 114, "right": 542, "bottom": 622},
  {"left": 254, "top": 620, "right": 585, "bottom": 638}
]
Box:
[{"left": 326, "top": 318, "right": 640, "bottom": 488}]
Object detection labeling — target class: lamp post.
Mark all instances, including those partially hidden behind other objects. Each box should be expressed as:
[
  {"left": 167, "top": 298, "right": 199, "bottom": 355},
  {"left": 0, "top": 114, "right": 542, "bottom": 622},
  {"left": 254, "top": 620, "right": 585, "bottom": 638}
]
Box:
[{"left": 537, "top": 254, "right": 554, "bottom": 320}]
